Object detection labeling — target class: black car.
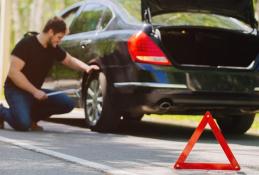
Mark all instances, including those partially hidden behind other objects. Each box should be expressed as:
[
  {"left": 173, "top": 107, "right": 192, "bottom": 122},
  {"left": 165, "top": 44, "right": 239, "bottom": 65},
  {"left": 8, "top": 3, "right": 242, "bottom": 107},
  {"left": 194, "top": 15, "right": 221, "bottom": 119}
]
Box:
[{"left": 55, "top": 0, "right": 259, "bottom": 134}]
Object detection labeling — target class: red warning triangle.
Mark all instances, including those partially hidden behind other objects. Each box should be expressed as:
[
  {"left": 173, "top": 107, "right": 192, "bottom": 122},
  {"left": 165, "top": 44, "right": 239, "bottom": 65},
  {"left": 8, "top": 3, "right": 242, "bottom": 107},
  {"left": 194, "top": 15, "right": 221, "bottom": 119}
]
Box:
[{"left": 174, "top": 111, "right": 240, "bottom": 170}]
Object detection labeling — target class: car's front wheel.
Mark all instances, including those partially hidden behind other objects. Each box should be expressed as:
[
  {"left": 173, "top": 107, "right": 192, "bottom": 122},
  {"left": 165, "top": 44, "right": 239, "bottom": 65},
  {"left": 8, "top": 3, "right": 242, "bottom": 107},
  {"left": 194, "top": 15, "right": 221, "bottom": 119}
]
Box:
[
  {"left": 216, "top": 114, "right": 255, "bottom": 135},
  {"left": 83, "top": 71, "right": 121, "bottom": 132}
]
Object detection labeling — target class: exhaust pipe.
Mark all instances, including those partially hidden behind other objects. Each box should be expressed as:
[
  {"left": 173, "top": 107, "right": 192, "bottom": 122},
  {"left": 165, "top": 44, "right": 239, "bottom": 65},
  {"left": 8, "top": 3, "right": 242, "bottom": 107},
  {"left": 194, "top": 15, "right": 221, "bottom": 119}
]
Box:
[{"left": 159, "top": 101, "right": 172, "bottom": 111}]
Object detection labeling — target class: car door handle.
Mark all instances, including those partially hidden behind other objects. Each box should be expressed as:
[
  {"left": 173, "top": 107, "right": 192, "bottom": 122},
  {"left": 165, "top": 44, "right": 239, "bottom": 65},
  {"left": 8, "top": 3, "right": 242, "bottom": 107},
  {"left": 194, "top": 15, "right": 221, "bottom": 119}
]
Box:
[{"left": 80, "top": 40, "right": 92, "bottom": 48}]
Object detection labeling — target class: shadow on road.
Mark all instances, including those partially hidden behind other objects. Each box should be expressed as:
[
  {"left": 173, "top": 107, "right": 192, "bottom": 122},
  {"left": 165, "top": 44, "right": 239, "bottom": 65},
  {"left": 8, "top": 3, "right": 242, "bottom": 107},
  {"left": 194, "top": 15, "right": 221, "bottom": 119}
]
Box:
[{"left": 46, "top": 118, "right": 259, "bottom": 147}]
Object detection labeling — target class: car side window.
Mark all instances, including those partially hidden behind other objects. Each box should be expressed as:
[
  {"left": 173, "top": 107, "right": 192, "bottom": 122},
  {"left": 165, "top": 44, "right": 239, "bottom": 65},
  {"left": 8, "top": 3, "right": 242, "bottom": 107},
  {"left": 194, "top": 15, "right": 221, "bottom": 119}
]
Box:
[
  {"left": 97, "top": 8, "right": 113, "bottom": 30},
  {"left": 69, "top": 3, "right": 106, "bottom": 34},
  {"left": 62, "top": 7, "right": 79, "bottom": 27}
]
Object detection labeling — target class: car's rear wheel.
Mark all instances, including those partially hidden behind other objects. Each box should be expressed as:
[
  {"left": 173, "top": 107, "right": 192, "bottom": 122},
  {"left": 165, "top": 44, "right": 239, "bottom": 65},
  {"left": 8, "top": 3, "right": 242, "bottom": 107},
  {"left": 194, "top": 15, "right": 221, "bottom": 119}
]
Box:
[
  {"left": 216, "top": 114, "right": 255, "bottom": 135},
  {"left": 123, "top": 113, "right": 144, "bottom": 121},
  {"left": 83, "top": 71, "right": 121, "bottom": 132}
]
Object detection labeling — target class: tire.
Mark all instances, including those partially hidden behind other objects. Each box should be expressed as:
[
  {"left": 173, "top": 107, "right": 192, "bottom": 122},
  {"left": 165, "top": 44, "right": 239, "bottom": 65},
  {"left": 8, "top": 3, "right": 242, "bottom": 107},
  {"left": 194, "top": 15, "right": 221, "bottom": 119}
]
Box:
[
  {"left": 123, "top": 113, "right": 144, "bottom": 121},
  {"left": 216, "top": 114, "right": 255, "bottom": 135},
  {"left": 83, "top": 71, "right": 121, "bottom": 132}
]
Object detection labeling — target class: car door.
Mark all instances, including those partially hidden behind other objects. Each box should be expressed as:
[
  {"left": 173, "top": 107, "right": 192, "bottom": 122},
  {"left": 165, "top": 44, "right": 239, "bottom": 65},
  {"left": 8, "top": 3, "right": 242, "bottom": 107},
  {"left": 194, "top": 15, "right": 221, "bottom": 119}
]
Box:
[
  {"left": 61, "top": 3, "right": 109, "bottom": 61},
  {"left": 55, "top": 2, "right": 114, "bottom": 91},
  {"left": 79, "top": 4, "right": 114, "bottom": 64},
  {"left": 57, "top": 3, "right": 109, "bottom": 91}
]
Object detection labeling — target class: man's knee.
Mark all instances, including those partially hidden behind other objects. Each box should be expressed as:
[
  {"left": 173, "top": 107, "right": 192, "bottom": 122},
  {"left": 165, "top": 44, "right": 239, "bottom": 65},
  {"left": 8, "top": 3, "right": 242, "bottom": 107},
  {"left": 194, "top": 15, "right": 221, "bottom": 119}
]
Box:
[
  {"left": 14, "top": 118, "right": 31, "bottom": 131},
  {"left": 64, "top": 100, "right": 75, "bottom": 113},
  {"left": 49, "top": 95, "right": 75, "bottom": 114}
]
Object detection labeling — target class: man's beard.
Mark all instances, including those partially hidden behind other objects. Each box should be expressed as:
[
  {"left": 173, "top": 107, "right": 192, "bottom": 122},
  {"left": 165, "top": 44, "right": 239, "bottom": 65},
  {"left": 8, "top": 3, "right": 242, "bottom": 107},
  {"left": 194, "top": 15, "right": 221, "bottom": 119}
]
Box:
[{"left": 47, "top": 39, "right": 54, "bottom": 48}]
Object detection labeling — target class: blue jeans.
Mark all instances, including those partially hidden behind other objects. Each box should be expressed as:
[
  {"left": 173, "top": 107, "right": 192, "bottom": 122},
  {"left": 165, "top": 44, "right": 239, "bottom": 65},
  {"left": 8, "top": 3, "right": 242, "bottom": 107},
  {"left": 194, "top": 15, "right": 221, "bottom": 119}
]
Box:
[{"left": 0, "top": 84, "right": 75, "bottom": 131}]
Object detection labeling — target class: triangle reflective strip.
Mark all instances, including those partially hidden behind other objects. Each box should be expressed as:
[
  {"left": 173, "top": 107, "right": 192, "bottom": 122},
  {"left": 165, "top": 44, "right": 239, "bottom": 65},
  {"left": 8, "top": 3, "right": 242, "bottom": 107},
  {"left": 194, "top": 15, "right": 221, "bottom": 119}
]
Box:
[{"left": 174, "top": 112, "right": 240, "bottom": 170}]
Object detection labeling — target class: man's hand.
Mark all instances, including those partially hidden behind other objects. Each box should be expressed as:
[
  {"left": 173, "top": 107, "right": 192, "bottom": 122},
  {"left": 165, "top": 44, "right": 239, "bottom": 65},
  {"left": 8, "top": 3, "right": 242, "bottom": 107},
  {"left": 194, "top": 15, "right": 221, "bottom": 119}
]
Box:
[
  {"left": 86, "top": 65, "right": 100, "bottom": 74},
  {"left": 33, "top": 90, "right": 48, "bottom": 101},
  {"left": 62, "top": 54, "right": 100, "bottom": 74}
]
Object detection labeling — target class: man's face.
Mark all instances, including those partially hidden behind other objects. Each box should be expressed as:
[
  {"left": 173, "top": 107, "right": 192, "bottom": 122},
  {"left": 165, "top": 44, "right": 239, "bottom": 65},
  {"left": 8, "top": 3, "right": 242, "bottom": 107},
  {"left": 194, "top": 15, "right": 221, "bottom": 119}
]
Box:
[{"left": 47, "top": 31, "right": 66, "bottom": 48}]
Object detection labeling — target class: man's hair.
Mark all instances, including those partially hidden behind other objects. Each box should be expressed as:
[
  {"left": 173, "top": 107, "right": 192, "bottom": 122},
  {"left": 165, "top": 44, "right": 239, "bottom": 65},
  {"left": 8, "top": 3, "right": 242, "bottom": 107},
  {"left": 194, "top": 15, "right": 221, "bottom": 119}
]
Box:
[{"left": 43, "top": 16, "right": 67, "bottom": 34}]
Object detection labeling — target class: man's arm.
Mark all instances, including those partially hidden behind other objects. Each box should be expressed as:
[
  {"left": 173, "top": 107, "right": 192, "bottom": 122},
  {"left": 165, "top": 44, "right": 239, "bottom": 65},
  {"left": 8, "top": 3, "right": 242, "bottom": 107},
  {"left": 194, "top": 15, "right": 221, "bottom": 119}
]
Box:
[
  {"left": 62, "top": 53, "right": 99, "bottom": 73},
  {"left": 8, "top": 55, "right": 47, "bottom": 100}
]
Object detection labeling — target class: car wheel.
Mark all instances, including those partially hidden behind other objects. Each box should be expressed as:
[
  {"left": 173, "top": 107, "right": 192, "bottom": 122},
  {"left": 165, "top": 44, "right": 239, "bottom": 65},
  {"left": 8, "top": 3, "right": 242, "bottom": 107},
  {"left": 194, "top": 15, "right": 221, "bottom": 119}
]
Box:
[
  {"left": 216, "top": 114, "right": 255, "bottom": 135},
  {"left": 83, "top": 71, "right": 121, "bottom": 132}
]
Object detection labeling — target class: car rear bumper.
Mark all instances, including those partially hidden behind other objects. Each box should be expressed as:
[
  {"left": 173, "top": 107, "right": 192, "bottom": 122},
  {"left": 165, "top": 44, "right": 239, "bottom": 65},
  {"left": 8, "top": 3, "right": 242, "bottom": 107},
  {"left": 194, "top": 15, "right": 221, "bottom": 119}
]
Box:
[{"left": 113, "top": 82, "right": 259, "bottom": 115}]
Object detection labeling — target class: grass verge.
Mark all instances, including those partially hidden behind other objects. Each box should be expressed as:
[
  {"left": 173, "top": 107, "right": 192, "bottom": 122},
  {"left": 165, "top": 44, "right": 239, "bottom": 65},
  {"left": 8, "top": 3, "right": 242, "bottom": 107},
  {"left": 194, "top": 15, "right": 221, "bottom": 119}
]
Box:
[{"left": 145, "top": 114, "right": 259, "bottom": 132}]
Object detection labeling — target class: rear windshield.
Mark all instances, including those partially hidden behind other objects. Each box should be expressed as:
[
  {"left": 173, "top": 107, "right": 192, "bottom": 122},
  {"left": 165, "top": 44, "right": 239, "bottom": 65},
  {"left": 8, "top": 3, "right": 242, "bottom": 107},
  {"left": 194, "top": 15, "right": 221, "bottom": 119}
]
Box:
[
  {"left": 114, "top": 0, "right": 253, "bottom": 32},
  {"left": 152, "top": 13, "right": 253, "bottom": 32}
]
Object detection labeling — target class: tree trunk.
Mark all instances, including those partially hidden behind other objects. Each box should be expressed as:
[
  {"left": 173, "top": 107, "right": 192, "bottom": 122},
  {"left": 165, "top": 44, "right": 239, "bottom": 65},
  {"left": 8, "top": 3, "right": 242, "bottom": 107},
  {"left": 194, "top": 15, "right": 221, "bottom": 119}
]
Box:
[
  {"left": 12, "top": 0, "right": 21, "bottom": 43},
  {"left": 29, "top": 0, "right": 44, "bottom": 31}
]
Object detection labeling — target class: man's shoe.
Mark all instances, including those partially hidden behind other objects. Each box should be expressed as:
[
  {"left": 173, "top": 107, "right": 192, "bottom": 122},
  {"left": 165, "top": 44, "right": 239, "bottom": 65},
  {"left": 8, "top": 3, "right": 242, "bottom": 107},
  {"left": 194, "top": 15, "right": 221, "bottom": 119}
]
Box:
[
  {"left": 0, "top": 104, "right": 4, "bottom": 129},
  {"left": 0, "top": 118, "right": 4, "bottom": 129},
  {"left": 31, "top": 122, "right": 44, "bottom": 131}
]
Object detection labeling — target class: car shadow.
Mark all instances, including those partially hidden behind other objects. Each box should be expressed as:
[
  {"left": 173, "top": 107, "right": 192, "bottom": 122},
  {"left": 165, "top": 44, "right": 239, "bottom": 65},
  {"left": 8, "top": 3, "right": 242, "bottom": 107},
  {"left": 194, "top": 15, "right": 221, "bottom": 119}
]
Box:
[{"left": 46, "top": 118, "right": 259, "bottom": 147}]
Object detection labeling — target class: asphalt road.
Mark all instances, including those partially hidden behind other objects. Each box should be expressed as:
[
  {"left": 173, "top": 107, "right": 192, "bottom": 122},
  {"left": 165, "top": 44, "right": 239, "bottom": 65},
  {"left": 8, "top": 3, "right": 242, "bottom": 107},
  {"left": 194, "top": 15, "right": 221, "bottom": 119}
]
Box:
[
  {"left": 0, "top": 109, "right": 259, "bottom": 175},
  {"left": 0, "top": 141, "right": 103, "bottom": 175}
]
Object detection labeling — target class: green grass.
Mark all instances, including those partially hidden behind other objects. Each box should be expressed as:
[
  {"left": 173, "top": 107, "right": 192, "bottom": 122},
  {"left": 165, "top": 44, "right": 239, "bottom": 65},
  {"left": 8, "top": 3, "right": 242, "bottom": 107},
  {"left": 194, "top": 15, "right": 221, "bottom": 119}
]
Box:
[
  {"left": 253, "top": 116, "right": 259, "bottom": 130},
  {"left": 145, "top": 114, "right": 259, "bottom": 131},
  {"left": 146, "top": 114, "right": 202, "bottom": 122}
]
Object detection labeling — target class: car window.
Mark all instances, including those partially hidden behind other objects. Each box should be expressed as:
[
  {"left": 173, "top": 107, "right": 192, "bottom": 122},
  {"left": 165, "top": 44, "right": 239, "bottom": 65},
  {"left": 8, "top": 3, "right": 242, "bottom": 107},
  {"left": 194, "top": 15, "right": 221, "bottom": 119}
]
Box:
[
  {"left": 62, "top": 7, "right": 80, "bottom": 27},
  {"left": 97, "top": 8, "right": 113, "bottom": 30},
  {"left": 69, "top": 3, "right": 106, "bottom": 34}
]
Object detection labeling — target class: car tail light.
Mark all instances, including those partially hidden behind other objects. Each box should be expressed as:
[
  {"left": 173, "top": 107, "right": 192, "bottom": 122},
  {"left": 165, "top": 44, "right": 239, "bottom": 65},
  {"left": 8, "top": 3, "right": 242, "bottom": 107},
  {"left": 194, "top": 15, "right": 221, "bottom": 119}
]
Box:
[{"left": 128, "top": 31, "right": 172, "bottom": 66}]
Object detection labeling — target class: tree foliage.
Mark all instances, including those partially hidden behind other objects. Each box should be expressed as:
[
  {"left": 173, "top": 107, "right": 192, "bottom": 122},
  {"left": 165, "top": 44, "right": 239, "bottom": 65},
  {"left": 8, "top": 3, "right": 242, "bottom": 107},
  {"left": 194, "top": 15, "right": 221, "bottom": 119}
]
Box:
[{"left": 11, "top": 0, "right": 78, "bottom": 47}]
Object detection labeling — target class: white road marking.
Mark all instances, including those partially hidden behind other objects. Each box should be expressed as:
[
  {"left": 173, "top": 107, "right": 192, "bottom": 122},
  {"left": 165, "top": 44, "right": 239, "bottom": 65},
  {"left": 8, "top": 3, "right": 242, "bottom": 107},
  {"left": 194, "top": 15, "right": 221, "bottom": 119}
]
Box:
[{"left": 0, "top": 136, "right": 139, "bottom": 175}]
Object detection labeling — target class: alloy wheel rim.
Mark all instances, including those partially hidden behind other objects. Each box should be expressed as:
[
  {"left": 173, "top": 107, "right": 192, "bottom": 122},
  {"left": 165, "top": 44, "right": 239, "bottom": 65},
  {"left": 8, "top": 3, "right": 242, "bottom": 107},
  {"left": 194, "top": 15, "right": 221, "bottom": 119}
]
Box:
[{"left": 86, "top": 78, "right": 103, "bottom": 126}]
